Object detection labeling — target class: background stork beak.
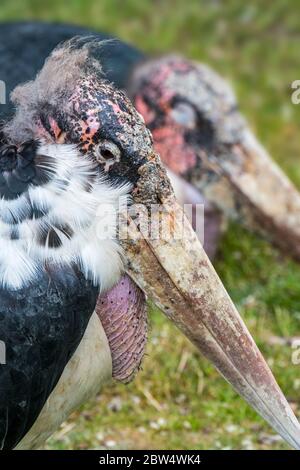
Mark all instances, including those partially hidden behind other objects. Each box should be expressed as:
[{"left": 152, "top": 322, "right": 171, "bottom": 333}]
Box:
[
  {"left": 122, "top": 153, "right": 300, "bottom": 450},
  {"left": 198, "top": 127, "right": 300, "bottom": 262}
]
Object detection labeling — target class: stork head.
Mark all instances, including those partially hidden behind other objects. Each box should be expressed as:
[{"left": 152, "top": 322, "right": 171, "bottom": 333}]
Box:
[
  {"left": 4, "top": 39, "right": 300, "bottom": 449},
  {"left": 5, "top": 39, "right": 154, "bottom": 189},
  {"left": 130, "top": 55, "right": 300, "bottom": 261}
]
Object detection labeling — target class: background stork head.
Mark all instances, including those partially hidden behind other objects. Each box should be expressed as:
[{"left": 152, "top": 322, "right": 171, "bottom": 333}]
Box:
[
  {"left": 4, "top": 39, "right": 300, "bottom": 449},
  {"left": 130, "top": 55, "right": 300, "bottom": 261}
]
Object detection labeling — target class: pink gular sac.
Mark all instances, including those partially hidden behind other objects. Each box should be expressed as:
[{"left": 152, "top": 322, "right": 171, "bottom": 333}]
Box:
[{"left": 96, "top": 275, "right": 148, "bottom": 383}]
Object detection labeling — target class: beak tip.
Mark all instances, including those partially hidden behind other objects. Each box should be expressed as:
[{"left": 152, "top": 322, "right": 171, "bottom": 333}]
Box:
[{"left": 125, "top": 163, "right": 300, "bottom": 450}]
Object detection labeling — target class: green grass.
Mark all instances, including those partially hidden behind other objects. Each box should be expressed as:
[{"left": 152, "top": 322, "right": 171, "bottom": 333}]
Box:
[{"left": 1, "top": 0, "right": 300, "bottom": 450}]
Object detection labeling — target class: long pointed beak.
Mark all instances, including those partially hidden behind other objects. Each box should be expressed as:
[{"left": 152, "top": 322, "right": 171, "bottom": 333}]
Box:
[
  {"left": 122, "top": 154, "right": 300, "bottom": 450},
  {"left": 199, "top": 128, "right": 300, "bottom": 261}
]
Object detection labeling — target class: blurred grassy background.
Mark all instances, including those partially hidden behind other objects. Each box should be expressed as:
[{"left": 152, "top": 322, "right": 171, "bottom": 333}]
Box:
[{"left": 1, "top": 0, "right": 300, "bottom": 450}]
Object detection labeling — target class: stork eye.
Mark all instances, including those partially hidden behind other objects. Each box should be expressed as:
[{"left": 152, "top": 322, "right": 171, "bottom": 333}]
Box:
[
  {"left": 96, "top": 141, "right": 121, "bottom": 164},
  {"left": 170, "top": 102, "right": 197, "bottom": 128}
]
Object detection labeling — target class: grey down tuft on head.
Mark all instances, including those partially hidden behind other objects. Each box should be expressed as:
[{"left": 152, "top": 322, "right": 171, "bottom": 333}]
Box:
[{"left": 4, "top": 37, "right": 110, "bottom": 143}]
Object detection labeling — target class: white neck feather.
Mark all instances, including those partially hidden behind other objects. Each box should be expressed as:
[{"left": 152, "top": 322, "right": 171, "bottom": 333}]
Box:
[{"left": 0, "top": 144, "right": 131, "bottom": 291}]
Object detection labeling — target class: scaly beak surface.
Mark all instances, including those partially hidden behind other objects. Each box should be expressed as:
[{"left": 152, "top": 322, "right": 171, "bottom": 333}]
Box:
[
  {"left": 122, "top": 153, "right": 300, "bottom": 450},
  {"left": 198, "top": 128, "right": 300, "bottom": 261}
]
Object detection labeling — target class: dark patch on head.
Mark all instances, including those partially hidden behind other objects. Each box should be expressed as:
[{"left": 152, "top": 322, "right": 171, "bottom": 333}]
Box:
[
  {"left": 169, "top": 96, "right": 215, "bottom": 147},
  {"left": 185, "top": 112, "right": 215, "bottom": 151}
]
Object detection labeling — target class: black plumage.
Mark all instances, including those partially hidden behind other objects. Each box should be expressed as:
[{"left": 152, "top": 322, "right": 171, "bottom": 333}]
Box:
[
  {"left": 0, "top": 263, "right": 98, "bottom": 449},
  {"left": 0, "top": 140, "right": 54, "bottom": 200}
]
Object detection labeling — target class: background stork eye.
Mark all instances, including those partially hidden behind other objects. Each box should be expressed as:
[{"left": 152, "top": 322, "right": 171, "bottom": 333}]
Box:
[
  {"left": 170, "top": 102, "right": 197, "bottom": 128},
  {"left": 96, "top": 141, "right": 121, "bottom": 164}
]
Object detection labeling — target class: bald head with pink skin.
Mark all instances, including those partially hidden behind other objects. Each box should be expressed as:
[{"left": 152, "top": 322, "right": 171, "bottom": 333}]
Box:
[{"left": 130, "top": 55, "right": 300, "bottom": 263}]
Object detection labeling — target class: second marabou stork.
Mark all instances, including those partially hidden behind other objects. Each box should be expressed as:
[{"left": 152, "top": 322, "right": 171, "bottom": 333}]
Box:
[
  {"left": 1, "top": 22, "right": 300, "bottom": 261},
  {"left": 0, "top": 34, "right": 300, "bottom": 450}
]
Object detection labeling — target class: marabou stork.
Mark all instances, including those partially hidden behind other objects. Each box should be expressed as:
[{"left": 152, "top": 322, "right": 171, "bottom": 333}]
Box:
[
  {"left": 1, "top": 22, "right": 300, "bottom": 262},
  {"left": 0, "top": 34, "right": 299, "bottom": 451}
]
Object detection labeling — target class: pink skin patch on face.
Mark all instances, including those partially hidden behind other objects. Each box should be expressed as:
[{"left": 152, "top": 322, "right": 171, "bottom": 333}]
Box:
[
  {"left": 133, "top": 60, "right": 200, "bottom": 176},
  {"left": 79, "top": 114, "right": 100, "bottom": 151},
  {"left": 153, "top": 125, "right": 196, "bottom": 174},
  {"left": 151, "top": 63, "right": 173, "bottom": 88},
  {"left": 134, "top": 95, "right": 155, "bottom": 125},
  {"left": 49, "top": 117, "right": 62, "bottom": 140},
  {"left": 34, "top": 118, "right": 61, "bottom": 143},
  {"left": 135, "top": 92, "right": 197, "bottom": 175},
  {"left": 111, "top": 101, "right": 122, "bottom": 114}
]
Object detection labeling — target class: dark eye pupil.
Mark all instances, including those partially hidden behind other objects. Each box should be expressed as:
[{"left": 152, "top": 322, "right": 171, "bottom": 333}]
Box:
[{"left": 100, "top": 148, "right": 115, "bottom": 160}]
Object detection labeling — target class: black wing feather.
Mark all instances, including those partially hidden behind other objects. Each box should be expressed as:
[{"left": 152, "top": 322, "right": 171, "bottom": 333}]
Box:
[{"left": 0, "top": 263, "right": 98, "bottom": 449}]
